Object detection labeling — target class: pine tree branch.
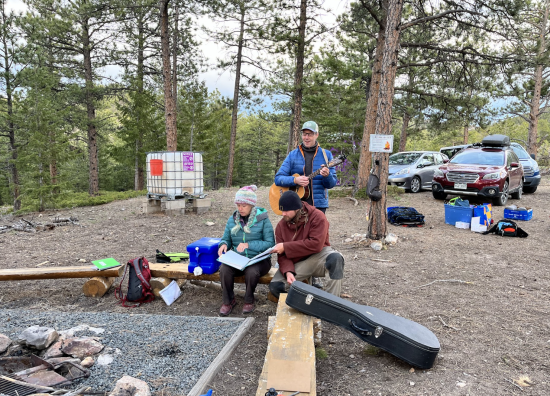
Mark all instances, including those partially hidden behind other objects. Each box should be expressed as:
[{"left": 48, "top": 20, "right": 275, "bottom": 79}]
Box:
[
  {"left": 358, "top": 0, "right": 383, "bottom": 28},
  {"left": 401, "top": 9, "right": 483, "bottom": 30}
]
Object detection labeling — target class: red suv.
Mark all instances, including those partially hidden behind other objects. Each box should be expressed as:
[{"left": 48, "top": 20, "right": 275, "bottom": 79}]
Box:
[{"left": 431, "top": 135, "right": 524, "bottom": 206}]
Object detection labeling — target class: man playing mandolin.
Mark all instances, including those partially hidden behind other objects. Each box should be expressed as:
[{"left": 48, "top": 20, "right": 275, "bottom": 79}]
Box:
[{"left": 274, "top": 121, "right": 338, "bottom": 213}]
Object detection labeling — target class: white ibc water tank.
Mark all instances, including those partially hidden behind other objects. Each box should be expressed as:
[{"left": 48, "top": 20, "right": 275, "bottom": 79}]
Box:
[{"left": 146, "top": 152, "right": 204, "bottom": 199}]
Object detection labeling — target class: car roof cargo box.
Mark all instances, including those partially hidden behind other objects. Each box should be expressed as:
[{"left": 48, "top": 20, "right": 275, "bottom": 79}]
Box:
[{"left": 482, "top": 134, "right": 510, "bottom": 147}]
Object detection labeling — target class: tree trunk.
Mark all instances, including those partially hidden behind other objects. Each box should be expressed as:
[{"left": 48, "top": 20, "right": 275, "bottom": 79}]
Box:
[
  {"left": 82, "top": 17, "right": 99, "bottom": 196},
  {"left": 160, "top": 0, "right": 177, "bottom": 151},
  {"left": 135, "top": 15, "right": 145, "bottom": 191},
  {"left": 399, "top": 112, "right": 409, "bottom": 152},
  {"left": 368, "top": 0, "right": 404, "bottom": 240},
  {"left": 290, "top": 0, "right": 308, "bottom": 150},
  {"left": 463, "top": 124, "right": 469, "bottom": 144},
  {"left": 528, "top": 3, "right": 548, "bottom": 157},
  {"left": 2, "top": 6, "right": 20, "bottom": 210},
  {"left": 287, "top": 114, "right": 294, "bottom": 154},
  {"left": 226, "top": 4, "right": 246, "bottom": 188},
  {"left": 172, "top": 1, "right": 179, "bottom": 110},
  {"left": 354, "top": 5, "right": 387, "bottom": 195}
]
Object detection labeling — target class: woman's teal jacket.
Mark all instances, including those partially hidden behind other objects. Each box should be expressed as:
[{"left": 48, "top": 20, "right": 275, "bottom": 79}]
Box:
[{"left": 218, "top": 207, "right": 275, "bottom": 258}]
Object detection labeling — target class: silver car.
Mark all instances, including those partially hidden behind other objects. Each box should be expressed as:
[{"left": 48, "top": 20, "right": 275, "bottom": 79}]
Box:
[{"left": 388, "top": 151, "right": 448, "bottom": 193}]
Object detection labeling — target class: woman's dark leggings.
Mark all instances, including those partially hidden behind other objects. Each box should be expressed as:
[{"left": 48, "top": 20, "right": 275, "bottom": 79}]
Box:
[{"left": 219, "top": 257, "right": 272, "bottom": 304}]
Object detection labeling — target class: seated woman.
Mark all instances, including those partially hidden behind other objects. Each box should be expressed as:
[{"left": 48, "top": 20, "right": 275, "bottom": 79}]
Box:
[{"left": 218, "top": 185, "right": 275, "bottom": 316}]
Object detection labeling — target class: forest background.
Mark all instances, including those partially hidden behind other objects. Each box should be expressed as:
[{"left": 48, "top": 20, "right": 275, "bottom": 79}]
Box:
[{"left": 2, "top": 0, "right": 550, "bottom": 213}]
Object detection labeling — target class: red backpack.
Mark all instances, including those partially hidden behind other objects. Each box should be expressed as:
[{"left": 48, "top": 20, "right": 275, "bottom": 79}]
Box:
[{"left": 115, "top": 257, "right": 154, "bottom": 307}]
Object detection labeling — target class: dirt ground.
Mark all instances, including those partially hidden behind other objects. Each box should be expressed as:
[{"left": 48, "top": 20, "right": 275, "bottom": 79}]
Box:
[{"left": 1, "top": 178, "right": 549, "bottom": 396}]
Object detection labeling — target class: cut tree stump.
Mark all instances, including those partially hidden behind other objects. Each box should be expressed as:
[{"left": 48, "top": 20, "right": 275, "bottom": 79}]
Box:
[
  {"left": 82, "top": 277, "right": 115, "bottom": 297},
  {"left": 256, "top": 294, "right": 316, "bottom": 395},
  {"left": 150, "top": 277, "right": 187, "bottom": 297}
]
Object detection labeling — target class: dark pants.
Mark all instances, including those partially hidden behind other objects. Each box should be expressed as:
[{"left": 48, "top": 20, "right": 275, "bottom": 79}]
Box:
[
  {"left": 219, "top": 257, "right": 272, "bottom": 304},
  {"left": 317, "top": 207, "right": 326, "bottom": 214}
]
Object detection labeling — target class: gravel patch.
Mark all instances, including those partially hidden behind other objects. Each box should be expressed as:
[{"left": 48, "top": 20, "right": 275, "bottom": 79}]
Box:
[{"left": 0, "top": 309, "right": 242, "bottom": 394}]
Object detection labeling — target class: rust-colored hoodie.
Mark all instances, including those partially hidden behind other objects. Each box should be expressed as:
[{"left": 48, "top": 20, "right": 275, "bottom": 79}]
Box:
[{"left": 275, "top": 202, "right": 330, "bottom": 276}]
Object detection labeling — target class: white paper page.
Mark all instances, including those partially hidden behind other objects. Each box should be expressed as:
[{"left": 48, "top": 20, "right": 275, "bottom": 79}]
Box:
[
  {"left": 217, "top": 250, "right": 250, "bottom": 271},
  {"left": 159, "top": 280, "right": 182, "bottom": 306}
]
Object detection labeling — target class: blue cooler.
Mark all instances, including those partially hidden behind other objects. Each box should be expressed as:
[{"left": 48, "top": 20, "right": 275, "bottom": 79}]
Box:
[
  {"left": 187, "top": 237, "right": 221, "bottom": 275},
  {"left": 444, "top": 204, "right": 473, "bottom": 226}
]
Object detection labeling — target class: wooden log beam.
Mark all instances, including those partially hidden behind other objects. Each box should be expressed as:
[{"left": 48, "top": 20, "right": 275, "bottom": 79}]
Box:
[
  {"left": 256, "top": 294, "right": 316, "bottom": 395},
  {"left": 187, "top": 317, "right": 254, "bottom": 396},
  {"left": 0, "top": 265, "right": 124, "bottom": 281},
  {"left": 150, "top": 277, "right": 187, "bottom": 297},
  {"left": 82, "top": 277, "right": 115, "bottom": 297},
  {"left": 267, "top": 315, "right": 322, "bottom": 346},
  {"left": 148, "top": 263, "right": 277, "bottom": 284}
]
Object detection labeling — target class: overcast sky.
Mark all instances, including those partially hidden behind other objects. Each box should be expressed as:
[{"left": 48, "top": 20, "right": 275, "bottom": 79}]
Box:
[{"left": 7, "top": 0, "right": 351, "bottom": 99}]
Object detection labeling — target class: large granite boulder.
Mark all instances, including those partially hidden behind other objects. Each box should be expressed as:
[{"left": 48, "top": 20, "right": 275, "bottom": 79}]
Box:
[{"left": 17, "top": 326, "right": 58, "bottom": 350}]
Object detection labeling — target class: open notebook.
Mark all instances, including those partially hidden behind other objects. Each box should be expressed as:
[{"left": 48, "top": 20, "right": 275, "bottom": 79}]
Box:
[
  {"left": 217, "top": 247, "right": 273, "bottom": 271},
  {"left": 91, "top": 258, "right": 121, "bottom": 271}
]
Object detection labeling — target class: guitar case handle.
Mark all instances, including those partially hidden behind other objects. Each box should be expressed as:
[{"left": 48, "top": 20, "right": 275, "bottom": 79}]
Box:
[{"left": 349, "top": 319, "right": 372, "bottom": 336}]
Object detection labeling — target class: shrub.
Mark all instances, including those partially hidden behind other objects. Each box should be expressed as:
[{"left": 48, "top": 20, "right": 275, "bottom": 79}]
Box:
[{"left": 18, "top": 190, "right": 146, "bottom": 214}]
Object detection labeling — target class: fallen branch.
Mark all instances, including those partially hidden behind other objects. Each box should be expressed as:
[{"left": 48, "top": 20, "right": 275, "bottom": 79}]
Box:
[
  {"left": 417, "top": 279, "right": 472, "bottom": 288},
  {"left": 371, "top": 258, "right": 391, "bottom": 262},
  {"left": 347, "top": 197, "right": 359, "bottom": 206},
  {"left": 438, "top": 316, "right": 459, "bottom": 330},
  {"left": 504, "top": 378, "right": 524, "bottom": 391}
]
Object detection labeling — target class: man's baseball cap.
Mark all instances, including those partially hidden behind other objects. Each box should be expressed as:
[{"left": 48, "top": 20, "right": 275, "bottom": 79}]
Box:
[{"left": 301, "top": 121, "right": 318, "bottom": 134}]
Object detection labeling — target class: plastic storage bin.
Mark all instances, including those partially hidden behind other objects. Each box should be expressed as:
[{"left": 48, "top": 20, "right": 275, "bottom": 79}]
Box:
[
  {"left": 187, "top": 237, "right": 222, "bottom": 275},
  {"left": 504, "top": 208, "right": 533, "bottom": 221},
  {"left": 444, "top": 204, "right": 473, "bottom": 226}
]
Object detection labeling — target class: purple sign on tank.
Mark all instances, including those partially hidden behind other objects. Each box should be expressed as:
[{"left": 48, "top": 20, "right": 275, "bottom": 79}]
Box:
[{"left": 182, "top": 152, "right": 194, "bottom": 171}]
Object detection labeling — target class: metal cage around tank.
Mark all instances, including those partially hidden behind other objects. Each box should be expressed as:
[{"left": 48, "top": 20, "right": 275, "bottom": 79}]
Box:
[{"left": 146, "top": 151, "right": 205, "bottom": 200}]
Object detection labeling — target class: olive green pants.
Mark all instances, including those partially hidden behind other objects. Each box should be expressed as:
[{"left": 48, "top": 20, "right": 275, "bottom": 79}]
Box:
[{"left": 270, "top": 246, "right": 343, "bottom": 298}]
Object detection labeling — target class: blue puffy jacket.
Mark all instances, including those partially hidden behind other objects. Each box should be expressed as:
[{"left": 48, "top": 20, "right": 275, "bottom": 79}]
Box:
[
  {"left": 219, "top": 207, "right": 275, "bottom": 258},
  {"left": 274, "top": 145, "right": 337, "bottom": 208}
]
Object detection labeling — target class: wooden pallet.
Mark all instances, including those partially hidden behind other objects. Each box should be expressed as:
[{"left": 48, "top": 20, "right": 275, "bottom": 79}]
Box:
[{"left": 256, "top": 294, "right": 316, "bottom": 395}]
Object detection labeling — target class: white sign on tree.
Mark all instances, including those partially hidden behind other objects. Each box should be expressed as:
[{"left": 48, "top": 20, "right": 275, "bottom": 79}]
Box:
[{"left": 369, "top": 135, "right": 394, "bottom": 153}]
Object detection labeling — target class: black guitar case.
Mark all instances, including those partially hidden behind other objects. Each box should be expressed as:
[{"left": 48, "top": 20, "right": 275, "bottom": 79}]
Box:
[{"left": 286, "top": 282, "right": 440, "bottom": 369}]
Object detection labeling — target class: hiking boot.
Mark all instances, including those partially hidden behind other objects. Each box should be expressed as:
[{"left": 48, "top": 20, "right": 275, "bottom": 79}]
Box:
[
  {"left": 311, "top": 277, "right": 323, "bottom": 289},
  {"left": 242, "top": 302, "right": 255, "bottom": 314},
  {"left": 219, "top": 299, "right": 237, "bottom": 316}
]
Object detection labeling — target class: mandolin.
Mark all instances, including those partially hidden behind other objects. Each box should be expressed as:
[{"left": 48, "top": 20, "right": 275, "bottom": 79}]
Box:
[{"left": 269, "top": 154, "right": 346, "bottom": 215}]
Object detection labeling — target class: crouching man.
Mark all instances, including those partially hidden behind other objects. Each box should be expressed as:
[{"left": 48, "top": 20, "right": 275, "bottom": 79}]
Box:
[{"left": 269, "top": 190, "right": 344, "bottom": 299}]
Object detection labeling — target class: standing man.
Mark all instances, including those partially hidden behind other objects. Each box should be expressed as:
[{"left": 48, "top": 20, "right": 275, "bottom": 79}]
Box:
[
  {"left": 269, "top": 191, "right": 345, "bottom": 299},
  {"left": 275, "top": 121, "right": 338, "bottom": 213}
]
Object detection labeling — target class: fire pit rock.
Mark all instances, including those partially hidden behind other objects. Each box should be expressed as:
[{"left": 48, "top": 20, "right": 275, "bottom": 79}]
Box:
[
  {"left": 109, "top": 375, "right": 151, "bottom": 396},
  {"left": 61, "top": 337, "right": 104, "bottom": 359},
  {"left": 16, "top": 326, "right": 58, "bottom": 350},
  {"left": 0, "top": 333, "right": 11, "bottom": 353},
  {"left": 81, "top": 356, "right": 95, "bottom": 367}
]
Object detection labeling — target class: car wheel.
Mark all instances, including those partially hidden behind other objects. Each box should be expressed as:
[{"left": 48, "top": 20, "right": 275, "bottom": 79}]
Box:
[
  {"left": 410, "top": 176, "right": 421, "bottom": 193},
  {"left": 523, "top": 186, "right": 537, "bottom": 194},
  {"left": 432, "top": 191, "right": 447, "bottom": 200},
  {"left": 493, "top": 180, "right": 509, "bottom": 206},
  {"left": 511, "top": 180, "right": 523, "bottom": 200}
]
